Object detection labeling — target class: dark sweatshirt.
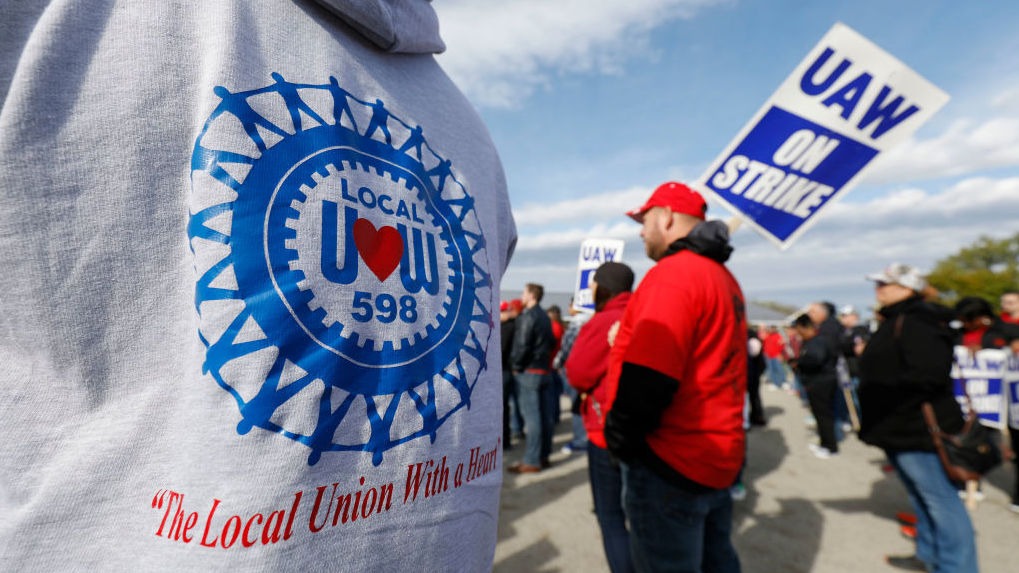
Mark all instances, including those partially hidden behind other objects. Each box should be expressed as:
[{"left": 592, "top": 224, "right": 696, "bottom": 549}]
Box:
[{"left": 858, "top": 296, "right": 964, "bottom": 452}]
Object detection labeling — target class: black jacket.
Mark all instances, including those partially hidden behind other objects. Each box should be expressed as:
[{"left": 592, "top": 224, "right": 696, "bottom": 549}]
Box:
[
  {"left": 501, "top": 317, "right": 516, "bottom": 372},
  {"left": 794, "top": 334, "right": 838, "bottom": 387},
  {"left": 858, "top": 296, "right": 964, "bottom": 452},
  {"left": 510, "top": 305, "right": 555, "bottom": 372}
]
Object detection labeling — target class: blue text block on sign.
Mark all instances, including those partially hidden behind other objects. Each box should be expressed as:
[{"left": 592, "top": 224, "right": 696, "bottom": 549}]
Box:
[{"left": 705, "top": 106, "right": 879, "bottom": 242}]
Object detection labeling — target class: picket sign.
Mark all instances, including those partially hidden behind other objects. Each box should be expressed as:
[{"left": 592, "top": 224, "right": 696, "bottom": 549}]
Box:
[
  {"left": 571, "top": 239, "right": 625, "bottom": 313},
  {"left": 696, "top": 22, "right": 949, "bottom": 249},
  {"left": 1007, "top": 352, "right": 1019, "bottom": 431},
  {"left": 952, "top": 346, "right": 1009, "bottom": 430},
  {"left": 952, "top": 346, "right": 1018, "bottom": 510}
]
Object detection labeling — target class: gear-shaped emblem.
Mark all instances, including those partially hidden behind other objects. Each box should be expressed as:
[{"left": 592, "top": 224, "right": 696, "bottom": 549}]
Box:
[{"left": 188, "top": 74, "right": 494, "bottom": 466}]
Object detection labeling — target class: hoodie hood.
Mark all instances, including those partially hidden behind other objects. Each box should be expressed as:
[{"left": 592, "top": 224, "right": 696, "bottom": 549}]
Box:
[
  {"left": 663, "top": 219, "right": 734, "bottom": 263},
  {"left": 313, "top": 0, "right": 446, "bottom": 54}
]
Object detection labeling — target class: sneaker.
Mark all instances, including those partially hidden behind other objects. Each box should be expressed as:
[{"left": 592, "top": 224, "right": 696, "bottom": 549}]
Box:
[
  {"left": 566, "top": 442, "right": 591, "bottom": 454},
  {"left": 803, "top": 416, "right": 816, "bottom": 429},
  {"left": 809, "top": 444, "right": 835, "bottom": 459},
  {"left": 1009, "top": 503, "right": 1019, "bottom": 514},
  {"left": 885, "top": 554, "right": 927, "bottom": 571},
  {"left": 730, "top": 484, "right": 747, "bottom": 501},
  {"left": 900, "top": 524, "right": 916, "bottom": 540},
  {"left": 957, "top": 489, "right": 985, "bottom": 501},
  {"left": 507, "top": 462, "right": 542, "bottom": 474}
]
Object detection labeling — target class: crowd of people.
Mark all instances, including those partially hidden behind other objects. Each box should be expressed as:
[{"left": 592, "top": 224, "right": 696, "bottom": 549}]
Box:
[
  {"left": 6, "top": 2, "right": 1015, "bottom": 571},
  {"left": 500, "top": 185, "right": 1019, "bottom": 573}
]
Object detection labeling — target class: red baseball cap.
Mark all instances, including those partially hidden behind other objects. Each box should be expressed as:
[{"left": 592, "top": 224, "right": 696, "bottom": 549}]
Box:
[
  {"left": 500, "top": 301, "right": 509, "bottom": 312},
  {"left": 626, "top": 181, "right": 707, "bottom": 222}
]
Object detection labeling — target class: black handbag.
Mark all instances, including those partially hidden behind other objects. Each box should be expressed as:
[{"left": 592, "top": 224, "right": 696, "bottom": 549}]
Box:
[
  {"left": 921, "top": 400, "right": 1003, "bottom": 482},
  {"left": 893, "top": 313, "right": 1004, "bottom": 482}
]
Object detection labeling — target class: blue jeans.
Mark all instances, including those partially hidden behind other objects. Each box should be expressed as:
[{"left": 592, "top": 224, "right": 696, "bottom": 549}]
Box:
[
  {"left": 508, "top": 376, "right": 523, "bottom": 436},
  {"left": 765, "top": 357, "right": 785, "bottom": 388},
  {"left": 588, "top": 444, "right": 634, "bottom": 573},
  {"left": 622, "top": 461, "right": 741, "bottom": 573},
  {"left": 515, "top": 372, "right": 552, "bottom": 466},
  {"left": 887, "top": 451, "right": 978, "bottom": 573},
  {"left": 832, "top": 377, "right": 860, "bottom": 442},
  {"left": 791, "top": 374, "right": 809, "bottom": 407}
]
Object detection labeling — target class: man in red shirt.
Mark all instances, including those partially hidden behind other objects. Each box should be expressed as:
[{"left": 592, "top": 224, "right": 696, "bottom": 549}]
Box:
[
  {"left": 605, "top": 181, "right": 746, "bottom": 573},
  {"left": 762, "top": 325, "right": 788, "bottom": 389},
  {"left": 1001, "top": 290, "right": 1019, "bottom": 325}
]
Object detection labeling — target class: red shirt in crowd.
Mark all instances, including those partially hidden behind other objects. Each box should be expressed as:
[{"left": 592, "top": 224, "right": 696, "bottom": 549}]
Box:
[
  {"left": 606, "top": 250, "right": 747, "bottom": 489},
  {"left": 762, "top": 331, "right": 785, "bottom": 359},
  {"left": 564, "top": 292, "right": 632, "bottom": 448},
  {"left": 549, "top": 319, "right": 564, "bottom": 368}
]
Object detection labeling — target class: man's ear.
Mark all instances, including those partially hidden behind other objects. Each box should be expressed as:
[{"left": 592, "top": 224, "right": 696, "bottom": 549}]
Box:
[{"left": 661, "top": 207, "right": 674, "bottom": 230}]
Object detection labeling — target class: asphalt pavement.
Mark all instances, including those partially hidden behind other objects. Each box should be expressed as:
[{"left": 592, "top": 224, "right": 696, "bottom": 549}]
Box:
[{"left": 494, "top": 386, "right": 1016, "bottom": 572}]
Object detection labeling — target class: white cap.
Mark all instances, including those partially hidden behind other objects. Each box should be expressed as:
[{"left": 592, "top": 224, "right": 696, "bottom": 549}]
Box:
[{"left": 865, "top": 263, "right": 926, "bottom": 292}]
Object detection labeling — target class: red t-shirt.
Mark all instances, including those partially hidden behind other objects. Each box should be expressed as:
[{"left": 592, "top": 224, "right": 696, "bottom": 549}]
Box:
[
  {"left": 606, "top": 250, "right": 747, "bottom": 489},
  {"left": 962, "top": 327, "right": 987, "bottom": 350},
  {"left": 762, "top": 332, "right": 785, "bottom": 359}
]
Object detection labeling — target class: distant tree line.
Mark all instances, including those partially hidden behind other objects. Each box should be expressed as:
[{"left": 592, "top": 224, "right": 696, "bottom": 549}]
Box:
[{"left": 927, "top": 232, "right": 1019, "bottom": 308}]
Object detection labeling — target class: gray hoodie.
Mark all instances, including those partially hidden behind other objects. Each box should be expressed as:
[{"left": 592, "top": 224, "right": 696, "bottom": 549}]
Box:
[{"left": 0, "top": 1, "right": 515, "bottom": 570}]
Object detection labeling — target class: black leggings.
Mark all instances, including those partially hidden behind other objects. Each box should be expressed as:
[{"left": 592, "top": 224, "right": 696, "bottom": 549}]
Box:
[{"left": 806, "top": 377, "right": 838, "bottom": 452}]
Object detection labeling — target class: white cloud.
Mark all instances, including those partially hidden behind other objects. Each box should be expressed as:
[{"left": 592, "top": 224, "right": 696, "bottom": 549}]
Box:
[
  {"left": 505, "top": 174, "right": 1019, "bottom": 315},
  {"left": 511, "top": 175, "right": 1019, "bottom": 252},
  {"left": 992, "top": 86, "right": 1019, "bottom": 111},
  {"left": 824, "top": 176, "right": 1019, "bottom": 224},
  {"left": 864, "top": 88, "right": 1019, "bottom": 184},
  {"left": 516, "top": 221, "right": 638, "bottom": 251},
  {"left": 728, "top": 177, "right": 1019, "bottom": 309},
  {"left": 434, "top": 0, "right": 729, "bottom": 108},
  {"left": 512, "top": 185, "right": 650, "bottom": 227}
]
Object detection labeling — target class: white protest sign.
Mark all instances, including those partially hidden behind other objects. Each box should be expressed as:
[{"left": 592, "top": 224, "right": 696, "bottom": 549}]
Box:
[
  {"left": 952, "top": 347, "right": 1007, "bottom": 429},
  {"left": 1007, "top": 352, "right": 1019, "bottom": 430},
  {"left": 572, "top": 239, "right": 625, "bottom": 313},
  {"left": 697, "top": 22, "right": 949, "bottom": 248}
]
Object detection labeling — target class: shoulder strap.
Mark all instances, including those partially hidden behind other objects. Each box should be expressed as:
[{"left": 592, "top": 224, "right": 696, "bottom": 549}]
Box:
[{"left": 922, "top": 401, "right": 975, "bottom": 482}]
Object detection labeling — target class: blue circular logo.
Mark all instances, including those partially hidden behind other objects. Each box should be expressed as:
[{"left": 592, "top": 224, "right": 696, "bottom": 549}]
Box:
[{"left": 189, "top": 75, "right": 493, "bottom": 465}]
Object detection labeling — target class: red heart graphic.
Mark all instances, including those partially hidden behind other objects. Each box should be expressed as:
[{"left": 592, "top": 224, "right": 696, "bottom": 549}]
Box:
[{"left": 352, "top": 218, "right": 404, "bottom": 282}]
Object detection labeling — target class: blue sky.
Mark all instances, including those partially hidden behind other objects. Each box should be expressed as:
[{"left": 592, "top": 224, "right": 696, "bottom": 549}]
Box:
[{"left": 434, "top": 0, "right": 1019, "bottom": 316}]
